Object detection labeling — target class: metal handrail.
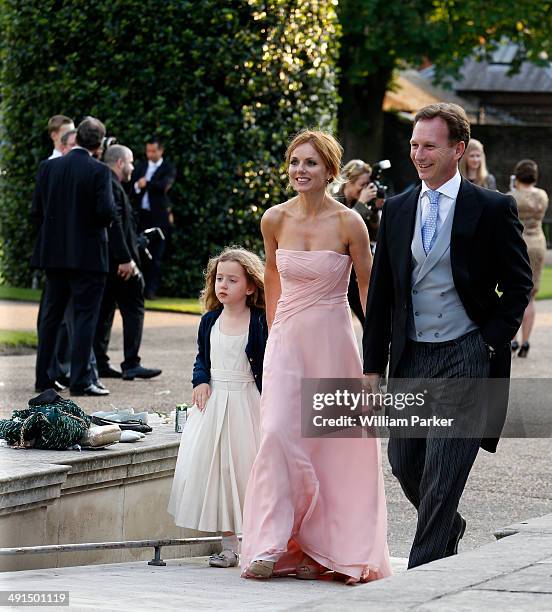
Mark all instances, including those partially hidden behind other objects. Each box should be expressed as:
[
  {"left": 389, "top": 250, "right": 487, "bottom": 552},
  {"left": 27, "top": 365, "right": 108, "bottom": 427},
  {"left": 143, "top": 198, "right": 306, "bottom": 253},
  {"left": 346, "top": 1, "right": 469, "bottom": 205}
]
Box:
[{"left": 0, "top": 536, "right": 226, "bottom": 567}]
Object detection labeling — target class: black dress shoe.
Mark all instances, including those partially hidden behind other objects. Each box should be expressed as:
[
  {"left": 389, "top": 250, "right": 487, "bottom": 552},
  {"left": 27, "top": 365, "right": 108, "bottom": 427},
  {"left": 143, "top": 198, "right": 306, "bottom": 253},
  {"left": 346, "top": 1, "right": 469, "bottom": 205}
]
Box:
[
  {"left": 122, "top": 366, "right": 162, "bottom": 380},
  {"left": 70, "top": 383, "right": 110, "bottom": 396},
  {"left": 445, "top": 516, "right": 467, "bottom": 556},
  {"left": 35, "top": 380, "right": 66, "bottom": 393},
  {"left": 517, "top": 341, "right": 530, "bottom": 358},
  {"left": 98, "top": 366, "right": 123, "bottom": 378}
]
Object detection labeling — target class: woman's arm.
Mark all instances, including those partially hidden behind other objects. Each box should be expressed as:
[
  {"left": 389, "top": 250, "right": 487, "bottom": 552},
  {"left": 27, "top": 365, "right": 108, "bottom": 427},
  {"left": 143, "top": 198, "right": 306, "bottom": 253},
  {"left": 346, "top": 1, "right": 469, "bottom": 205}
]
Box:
[
  {"left": 346, "top": 210, "right": 372, "bottom": 316},
  {"left": 260, "top": 208, "right": 282, "bottom": 330}
]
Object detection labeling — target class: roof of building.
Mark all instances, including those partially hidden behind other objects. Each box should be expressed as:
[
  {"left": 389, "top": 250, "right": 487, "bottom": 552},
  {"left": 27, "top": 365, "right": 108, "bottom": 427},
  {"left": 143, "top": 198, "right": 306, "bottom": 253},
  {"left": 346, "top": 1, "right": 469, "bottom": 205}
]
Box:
[{"left": 427, "top": 44, "right": 552, "bottom": 94}]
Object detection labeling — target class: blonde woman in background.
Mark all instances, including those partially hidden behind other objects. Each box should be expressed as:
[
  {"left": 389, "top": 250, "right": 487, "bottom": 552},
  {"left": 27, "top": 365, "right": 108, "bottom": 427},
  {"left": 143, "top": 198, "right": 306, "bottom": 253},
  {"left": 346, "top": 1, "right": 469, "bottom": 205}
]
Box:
[
  {"left": 508, "top": 159, "right": 549, "bottom": 357},
  {"left": 459, "top": 138, "right": 497, "bottom": 190}
]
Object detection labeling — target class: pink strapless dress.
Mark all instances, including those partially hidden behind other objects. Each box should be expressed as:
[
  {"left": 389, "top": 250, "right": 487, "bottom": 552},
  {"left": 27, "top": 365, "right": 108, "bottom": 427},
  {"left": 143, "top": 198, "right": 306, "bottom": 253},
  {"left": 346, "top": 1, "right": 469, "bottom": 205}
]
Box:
[{"left": 240, "top": 249, "right": 391, "bottom": 582}]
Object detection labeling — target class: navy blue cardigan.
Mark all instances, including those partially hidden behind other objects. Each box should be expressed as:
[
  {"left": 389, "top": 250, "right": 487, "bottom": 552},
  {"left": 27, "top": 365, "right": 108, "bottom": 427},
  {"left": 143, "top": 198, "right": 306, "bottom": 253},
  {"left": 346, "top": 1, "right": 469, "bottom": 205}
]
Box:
[{"left": 192, "top": 307, "right": 268, "bottom": 393}]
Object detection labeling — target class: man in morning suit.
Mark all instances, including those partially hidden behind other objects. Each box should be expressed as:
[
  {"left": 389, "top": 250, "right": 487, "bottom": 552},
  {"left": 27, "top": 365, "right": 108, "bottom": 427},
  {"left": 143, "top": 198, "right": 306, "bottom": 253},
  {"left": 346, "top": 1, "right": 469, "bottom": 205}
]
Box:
[
  {"left": 363, "top": 103, "right": 533, "bottom": 569},
  {"left": 93, "top": 145, "right": 162, "bottom": 381},
  {"left": 32, "top": 117, "right": 115, "bottom": 396},
  {"left": 131, "top": 136, "right": 176, "bottom": 299}
]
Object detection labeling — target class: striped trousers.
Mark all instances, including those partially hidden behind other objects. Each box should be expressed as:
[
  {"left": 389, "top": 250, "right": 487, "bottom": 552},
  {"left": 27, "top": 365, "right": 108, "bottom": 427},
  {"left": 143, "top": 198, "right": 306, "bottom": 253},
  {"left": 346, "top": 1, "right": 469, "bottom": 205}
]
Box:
[{"left": 389, "top": 329, "right": 490, "bottom": 568}]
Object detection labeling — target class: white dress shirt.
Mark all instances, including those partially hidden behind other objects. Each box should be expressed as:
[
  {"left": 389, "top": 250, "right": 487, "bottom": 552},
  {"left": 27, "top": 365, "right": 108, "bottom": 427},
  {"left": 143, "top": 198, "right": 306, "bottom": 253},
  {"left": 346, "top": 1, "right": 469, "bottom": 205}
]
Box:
[
  {"left": 135, "top": 158, "right": 163, "bottom": 211},
  {"left": 48, "top": 149, "right": 62, "bottom": 160},
  {"left": 419, "top": 170, "right": 462, "bottom": 233}
]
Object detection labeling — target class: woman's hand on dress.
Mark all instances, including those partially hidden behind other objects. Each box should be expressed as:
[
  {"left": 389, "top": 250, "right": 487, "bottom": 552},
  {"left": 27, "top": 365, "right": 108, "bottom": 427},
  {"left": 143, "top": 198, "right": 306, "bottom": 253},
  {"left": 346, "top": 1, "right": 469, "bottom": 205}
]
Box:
[
  {"left": 358, "top": 183, "right": 377, "bottom": 204},
  {"left": 192, "top": 383, "right": 211, "bottom": 411}
]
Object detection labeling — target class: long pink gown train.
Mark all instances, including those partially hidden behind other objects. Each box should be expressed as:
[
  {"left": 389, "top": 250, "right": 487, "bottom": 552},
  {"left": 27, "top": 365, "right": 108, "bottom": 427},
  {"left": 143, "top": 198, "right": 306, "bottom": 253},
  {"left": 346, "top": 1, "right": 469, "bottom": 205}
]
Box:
[{"left": 241, "top": 249, "right": 391, "bottom": 581}]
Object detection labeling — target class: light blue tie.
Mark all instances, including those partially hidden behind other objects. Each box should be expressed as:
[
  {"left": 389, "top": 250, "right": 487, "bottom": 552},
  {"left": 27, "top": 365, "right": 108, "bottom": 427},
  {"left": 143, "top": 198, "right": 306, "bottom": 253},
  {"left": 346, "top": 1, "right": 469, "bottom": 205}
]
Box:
[{"left": 421, "top": 189, "right": 441, "bottom": 254}]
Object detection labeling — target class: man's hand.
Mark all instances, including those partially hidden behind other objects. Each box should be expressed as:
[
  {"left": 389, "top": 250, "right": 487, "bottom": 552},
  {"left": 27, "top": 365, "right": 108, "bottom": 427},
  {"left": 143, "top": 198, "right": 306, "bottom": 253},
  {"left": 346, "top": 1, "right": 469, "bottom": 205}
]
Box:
[
  {"left": 117, "top": 261, "right": 135, "bottom": 281},
  {"left": 192, "top": 383, "right": 211, "bottom": 411},
  {"left": 137, "top": 177, "right": 147, "bottom": 190},
  {"left": 364, "top": 373, "right": 381, "bottom": 393},
  {"left": 364, "top": 373, "right": 382, "bottom": 410}
]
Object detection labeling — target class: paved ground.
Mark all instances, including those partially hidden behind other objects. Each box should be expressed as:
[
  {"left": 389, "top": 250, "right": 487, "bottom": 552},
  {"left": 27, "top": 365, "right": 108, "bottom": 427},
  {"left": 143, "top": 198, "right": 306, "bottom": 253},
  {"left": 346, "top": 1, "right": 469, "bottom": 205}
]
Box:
[
  {"left": 1, "top": 515, "right": 551, "bottom": 611},
  {"left": 1, "top": 299, "right": 551, "bottom": 561}
]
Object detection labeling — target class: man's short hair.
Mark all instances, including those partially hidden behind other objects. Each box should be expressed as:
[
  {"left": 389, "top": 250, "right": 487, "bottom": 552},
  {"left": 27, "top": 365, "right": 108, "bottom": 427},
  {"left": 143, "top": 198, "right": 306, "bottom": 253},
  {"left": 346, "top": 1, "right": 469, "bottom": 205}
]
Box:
[
  {"left": 47, "top": 115, "right": 73, "bottom": 136},
  {"left": 414, "top": 103, "right": 471, "bottom": 146},
  {"left": 76, "top": 117, "right": 106, "bottom": 151},
  {"left": 146, "top": 135, "right": 164, "bottom": 149},
  {"left": 60, "top": 129, "right": 77, "bottom": 146},
  {"left": 103, "top": 144, "right": 131, "bottom": 168}
]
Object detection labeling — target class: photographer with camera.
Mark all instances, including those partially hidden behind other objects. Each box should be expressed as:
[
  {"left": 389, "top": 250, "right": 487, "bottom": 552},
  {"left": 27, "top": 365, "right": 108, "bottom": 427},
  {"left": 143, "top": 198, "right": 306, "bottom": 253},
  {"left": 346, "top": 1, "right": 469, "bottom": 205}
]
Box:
[
  {"left": 333, "top": 159, "right": 390, "bottom": 323},
  {"left": 93, "top": 144, "right": 162, "bottom": 381}
]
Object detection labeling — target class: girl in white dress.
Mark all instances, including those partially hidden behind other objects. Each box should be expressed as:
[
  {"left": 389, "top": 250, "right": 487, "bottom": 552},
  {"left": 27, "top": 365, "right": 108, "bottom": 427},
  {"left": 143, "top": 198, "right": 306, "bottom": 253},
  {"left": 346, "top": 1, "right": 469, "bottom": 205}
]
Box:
[{"left": 168, "top": 247, "right": 267, "bottom": 567}]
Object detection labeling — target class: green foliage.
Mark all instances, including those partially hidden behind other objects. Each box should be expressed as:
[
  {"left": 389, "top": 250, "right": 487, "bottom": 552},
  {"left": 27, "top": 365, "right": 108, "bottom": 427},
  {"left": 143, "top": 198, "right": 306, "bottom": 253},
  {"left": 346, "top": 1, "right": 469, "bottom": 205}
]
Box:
[
  {"left": 0, "top": 284, "right": 202, "bottom": 312},
  {"left": 0, "top": 0, "right": 339, "bottom": 295},
  {"left": 0, "top": 330, "right": 38, "bottom": 349},
  {"left": 338, "top": 0, "right": 551, "bottom": 85}
]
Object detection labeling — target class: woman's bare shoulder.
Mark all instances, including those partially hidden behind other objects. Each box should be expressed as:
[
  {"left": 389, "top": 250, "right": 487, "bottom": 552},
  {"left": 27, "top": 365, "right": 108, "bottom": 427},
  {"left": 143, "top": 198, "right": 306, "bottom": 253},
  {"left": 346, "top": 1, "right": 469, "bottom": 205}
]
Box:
[{"left": 262, "top": 199, "right": 296, "bottom": 222}]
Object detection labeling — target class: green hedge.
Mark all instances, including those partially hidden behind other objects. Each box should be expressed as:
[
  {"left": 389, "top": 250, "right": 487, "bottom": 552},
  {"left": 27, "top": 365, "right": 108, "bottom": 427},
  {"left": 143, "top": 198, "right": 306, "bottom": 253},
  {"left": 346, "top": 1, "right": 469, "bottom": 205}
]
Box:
[{"left": 0, "top": 0, "right": 339, "bottom": 295}]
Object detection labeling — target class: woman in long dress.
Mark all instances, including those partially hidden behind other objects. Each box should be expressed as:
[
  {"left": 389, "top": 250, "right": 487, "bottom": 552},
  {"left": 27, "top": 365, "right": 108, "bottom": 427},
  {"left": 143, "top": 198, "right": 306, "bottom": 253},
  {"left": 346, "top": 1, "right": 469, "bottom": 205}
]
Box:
[
  {"left": 508, "top": 159, "right": 549, "bottom": 357},
  {"left": 241, "top": 130, "right": 391, "bottom": 584}
]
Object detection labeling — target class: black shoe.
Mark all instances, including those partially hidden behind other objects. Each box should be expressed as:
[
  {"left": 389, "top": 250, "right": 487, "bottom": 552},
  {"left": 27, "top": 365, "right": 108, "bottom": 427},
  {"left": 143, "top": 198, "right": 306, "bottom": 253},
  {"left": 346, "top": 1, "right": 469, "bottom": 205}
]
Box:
[
  {"left": 98, "top": 366, "right": 123, "bottom": 378},
  {"left": 56, "top": 375, "right": 71, "bottom": 387},
  {"left": 445, "top": 516, "right": 466, "bottom": 556},
  {"left": 70, "top": 383, "right": 110, "bottom": 396},
  {"left": 511, "top": 340, "right": 519, "bottom": 354},
  {"left": 35, "top": 380, "right": 66, "bottom": 393},
  {"left": 122, "top": 366, "right": 162, "bottom": 380},
  {"left": 517, "top": 342, "right": 530, "bottom": 358},
  {"left": 95, "top": 380, "right": 108, "bottom": 390}
]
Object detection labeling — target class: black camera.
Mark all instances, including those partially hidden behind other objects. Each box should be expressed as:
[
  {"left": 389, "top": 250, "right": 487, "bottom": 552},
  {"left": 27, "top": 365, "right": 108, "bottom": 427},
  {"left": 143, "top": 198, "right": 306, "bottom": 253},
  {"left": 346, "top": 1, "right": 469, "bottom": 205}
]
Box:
[
  {"left": 138, "top": 227, "right": 165, "bottom": 261},
  {"left": 368, "top": 159, "right": 391, "bottom": 205}
]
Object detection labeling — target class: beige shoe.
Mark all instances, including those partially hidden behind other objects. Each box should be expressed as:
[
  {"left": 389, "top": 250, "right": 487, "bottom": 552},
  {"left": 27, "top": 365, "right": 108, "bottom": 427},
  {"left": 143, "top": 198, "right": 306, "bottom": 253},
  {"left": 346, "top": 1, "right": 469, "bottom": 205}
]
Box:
[
  {"left": 295, "top": 555, "right": 325, "bottom": 580},
  {"left": 243, "top": 560, "right": 275, "bottom": 579},
  {"left": 209, "top": 550, "right": 238, "bottom": 568}
]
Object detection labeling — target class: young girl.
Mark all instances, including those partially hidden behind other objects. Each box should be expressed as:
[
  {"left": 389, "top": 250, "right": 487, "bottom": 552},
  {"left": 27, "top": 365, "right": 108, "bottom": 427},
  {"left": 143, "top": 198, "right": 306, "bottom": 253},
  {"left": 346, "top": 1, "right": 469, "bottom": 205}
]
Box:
[{"left": 167, "top": 246, "right": 267, "bottom": 568}]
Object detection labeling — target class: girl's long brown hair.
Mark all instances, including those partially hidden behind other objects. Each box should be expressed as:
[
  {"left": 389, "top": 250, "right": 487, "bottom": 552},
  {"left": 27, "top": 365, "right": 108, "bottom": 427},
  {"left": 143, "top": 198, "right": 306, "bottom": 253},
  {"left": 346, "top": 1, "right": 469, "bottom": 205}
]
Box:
[{"left": 201, "top": 246, "right": 265, "bottom": 312}]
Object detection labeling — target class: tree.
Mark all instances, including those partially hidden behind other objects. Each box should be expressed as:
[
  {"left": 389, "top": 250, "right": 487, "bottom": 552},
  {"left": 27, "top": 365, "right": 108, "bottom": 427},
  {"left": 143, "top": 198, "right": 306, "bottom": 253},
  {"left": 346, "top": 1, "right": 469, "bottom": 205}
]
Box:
[
  {"left": 0, "top": 0, "right": 339, "bottom": 294},
  {"left": 337, "top": 0, "right": 552, "bottom": 162}
]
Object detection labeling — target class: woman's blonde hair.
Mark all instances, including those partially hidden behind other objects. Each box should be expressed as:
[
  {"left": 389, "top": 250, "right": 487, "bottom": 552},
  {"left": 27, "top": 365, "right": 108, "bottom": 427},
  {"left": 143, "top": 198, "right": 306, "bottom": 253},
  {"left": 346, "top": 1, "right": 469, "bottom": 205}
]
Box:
[
  {"left": 459, "top": 139, "right": 489, "bottom": 187},
  {"left": 201, "top": 246, "right": 265, "bottom": 312},
  {"left": 333, "top": 159, "right": 372, "bottom": 197},
  {"left": 285, "top": 129, "right": 343, "bottom": 185}
]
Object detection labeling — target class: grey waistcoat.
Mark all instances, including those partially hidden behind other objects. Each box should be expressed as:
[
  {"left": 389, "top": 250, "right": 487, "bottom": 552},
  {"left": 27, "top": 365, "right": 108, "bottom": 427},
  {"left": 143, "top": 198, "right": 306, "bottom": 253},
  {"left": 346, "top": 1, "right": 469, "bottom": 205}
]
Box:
[{"left": 407, "top": 197, "right": 478, "bottom": 342}]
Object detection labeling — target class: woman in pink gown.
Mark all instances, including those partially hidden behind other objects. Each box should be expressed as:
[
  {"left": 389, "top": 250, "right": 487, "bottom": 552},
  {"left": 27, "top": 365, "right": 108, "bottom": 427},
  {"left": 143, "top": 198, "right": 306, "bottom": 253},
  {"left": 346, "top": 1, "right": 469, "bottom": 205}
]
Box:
[{"left": 241, "top": 130, "right": 391, "bottom": 584}]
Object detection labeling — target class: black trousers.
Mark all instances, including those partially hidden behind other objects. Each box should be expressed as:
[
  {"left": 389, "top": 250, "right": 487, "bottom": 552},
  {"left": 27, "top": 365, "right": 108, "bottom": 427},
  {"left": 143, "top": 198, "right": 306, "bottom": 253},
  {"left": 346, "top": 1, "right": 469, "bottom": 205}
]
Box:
[
  {"left": 389, "top": 329, "right": 490, "bottom": 568},
  {"left": 93, "top": 273, "right": 145, "bottom": 371},
  {"left": 36, "top": 269, "right": 106, "bottom": 391}
]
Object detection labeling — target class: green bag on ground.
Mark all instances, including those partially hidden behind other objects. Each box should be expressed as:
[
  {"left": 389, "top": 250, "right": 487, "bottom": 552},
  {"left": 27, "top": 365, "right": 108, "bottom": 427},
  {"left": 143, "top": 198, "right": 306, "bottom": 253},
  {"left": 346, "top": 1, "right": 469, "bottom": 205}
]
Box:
[{"left": 0, "top": 396, "right": 91, "bottom": 450}]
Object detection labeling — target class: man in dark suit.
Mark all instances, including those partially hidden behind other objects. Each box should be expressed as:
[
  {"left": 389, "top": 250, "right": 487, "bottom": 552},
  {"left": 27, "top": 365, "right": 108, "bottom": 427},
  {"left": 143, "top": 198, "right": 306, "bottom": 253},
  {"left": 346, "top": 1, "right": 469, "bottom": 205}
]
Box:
[
  {"left": 93, "top": 144, "right": 162, "bottom": 381},
  {"left": 131, "top": 136, "right": 176, "bottom": 299},
  {"left": 363, "top": 103, "right": 532, "bottom": 569},
  {"left": 32, "top": 117, "right": 115, "bottom": 396}
]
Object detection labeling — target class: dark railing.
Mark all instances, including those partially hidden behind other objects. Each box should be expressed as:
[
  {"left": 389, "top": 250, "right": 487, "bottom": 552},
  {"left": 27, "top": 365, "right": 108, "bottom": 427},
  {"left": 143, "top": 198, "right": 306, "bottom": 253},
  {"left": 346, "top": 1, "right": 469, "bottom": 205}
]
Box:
[{"left": 0, "top": 536, "right": 225, "bottom": 567}]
